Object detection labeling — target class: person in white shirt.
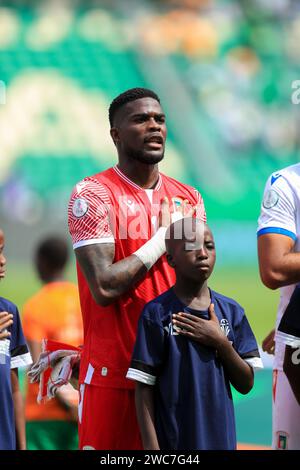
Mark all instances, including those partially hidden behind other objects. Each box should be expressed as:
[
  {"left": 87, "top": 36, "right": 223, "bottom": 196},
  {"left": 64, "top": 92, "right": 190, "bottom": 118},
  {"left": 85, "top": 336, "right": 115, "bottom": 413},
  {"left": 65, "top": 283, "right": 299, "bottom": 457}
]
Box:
[
  {"left": 257, "top": 163, "right": 300, "bottom": 450},
  {"left": 277, "top": 283, "right": 300, "bottom": 407}
]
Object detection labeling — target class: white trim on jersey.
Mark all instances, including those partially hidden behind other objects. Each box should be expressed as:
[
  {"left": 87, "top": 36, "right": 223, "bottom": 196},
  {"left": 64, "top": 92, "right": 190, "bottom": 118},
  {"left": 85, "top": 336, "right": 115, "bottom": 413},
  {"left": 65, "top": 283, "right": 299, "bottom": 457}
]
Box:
[
  {"left": 257, "top": 164, "right": 300, "bottom": 371},
  {"left": 257, "top": 226, "right": 297, "bottom": 241},
  {"left": 11, "top": 352, "right": 32, "bottom": 369},
  {"left": 78, "top": 383, "right": 85, "bottom": 424},
  {"left": 84, "top": 363, "right": 95, "bottom": 384},
  {"left": 113, "top": 165, "right": 162, "bottom": 192},
  {"left": 73, "top": 237, "right": 115, "bottom": 249},
  {"left": 145, "top": 189, "right": 153, "bottom": 203},
  {"left": 244, "top": 356, "right": 264, "bottom": 371},
  {"left": 276, "top": 331, "right": 300, "bottom": 348},
  {"left": 126, "top": 368, "right": 156, "bottom": 385},
  {"left": 257, "top": 168, "right": 298, "bottom": 237},
  {"left": 156, "top": 174, "right": 162, "bottom": 191}
]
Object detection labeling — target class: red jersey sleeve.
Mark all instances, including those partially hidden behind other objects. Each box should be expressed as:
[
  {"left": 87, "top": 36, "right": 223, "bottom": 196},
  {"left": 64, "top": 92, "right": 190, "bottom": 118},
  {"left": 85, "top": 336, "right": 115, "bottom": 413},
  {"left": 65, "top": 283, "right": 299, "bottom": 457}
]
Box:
[
  {"left": 68, "top": 177, "right": 114, "bottom": 249},
  {"left": 194, "top": 189, "right": 207, "bottom": 222}
]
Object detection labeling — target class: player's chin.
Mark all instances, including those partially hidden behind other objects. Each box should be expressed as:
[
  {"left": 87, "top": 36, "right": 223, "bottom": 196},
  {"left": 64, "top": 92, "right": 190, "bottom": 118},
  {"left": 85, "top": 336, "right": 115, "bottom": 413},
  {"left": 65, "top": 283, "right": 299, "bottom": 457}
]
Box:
[
  {"left": 139, "top": 151, "right": 165, "bottom": 165},
  {"left": 192, "top": 268, "right": 212, "bottom": 282}
]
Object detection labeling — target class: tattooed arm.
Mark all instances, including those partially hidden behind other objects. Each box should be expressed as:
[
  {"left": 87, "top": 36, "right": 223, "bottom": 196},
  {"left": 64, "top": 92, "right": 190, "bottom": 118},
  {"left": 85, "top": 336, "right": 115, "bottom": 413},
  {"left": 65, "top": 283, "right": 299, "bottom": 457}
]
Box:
[
  {"left": 75, "top": 243, "right": 148, "bottom": 306},
  {"left": 75, "top": 198, "right": 172, "bottom": 306}
]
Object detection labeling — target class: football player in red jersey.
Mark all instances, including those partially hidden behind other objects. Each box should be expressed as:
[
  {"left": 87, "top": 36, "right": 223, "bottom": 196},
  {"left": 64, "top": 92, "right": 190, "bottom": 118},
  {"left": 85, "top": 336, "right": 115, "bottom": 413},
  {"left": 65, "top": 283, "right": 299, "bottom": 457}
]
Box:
[{"left": 68, "top": 88, "right": 206, "bottom": 450}]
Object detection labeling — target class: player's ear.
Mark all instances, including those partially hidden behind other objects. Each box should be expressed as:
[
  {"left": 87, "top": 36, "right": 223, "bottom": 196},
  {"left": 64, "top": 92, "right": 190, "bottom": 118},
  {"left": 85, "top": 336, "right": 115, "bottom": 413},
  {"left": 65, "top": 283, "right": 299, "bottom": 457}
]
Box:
[
  {"left": 110, "top": 127, "right": 120, "bottom": 146},
  {"left": 166, "top": 253, "right": 176, "bottom": 269}
]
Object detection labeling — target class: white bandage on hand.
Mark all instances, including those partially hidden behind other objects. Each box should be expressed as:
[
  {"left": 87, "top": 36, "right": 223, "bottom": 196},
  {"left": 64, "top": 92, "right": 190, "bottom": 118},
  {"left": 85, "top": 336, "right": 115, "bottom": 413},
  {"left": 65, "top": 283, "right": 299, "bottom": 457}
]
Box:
[
  {"left": 133, "top": 227, "right": 167, "bottom": 270},
  {"left": 171, "top": 211, "right": 184, "bottom": 223},
  {"left": 133, "top": 209, "right": 185, "bottom": 270}
]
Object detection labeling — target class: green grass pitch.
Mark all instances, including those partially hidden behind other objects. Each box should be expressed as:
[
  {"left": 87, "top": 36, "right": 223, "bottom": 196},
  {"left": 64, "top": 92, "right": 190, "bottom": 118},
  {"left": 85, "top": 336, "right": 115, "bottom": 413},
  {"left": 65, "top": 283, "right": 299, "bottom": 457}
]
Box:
[{"left": 1, "top": 263, "right": 278, "bottom": 345}]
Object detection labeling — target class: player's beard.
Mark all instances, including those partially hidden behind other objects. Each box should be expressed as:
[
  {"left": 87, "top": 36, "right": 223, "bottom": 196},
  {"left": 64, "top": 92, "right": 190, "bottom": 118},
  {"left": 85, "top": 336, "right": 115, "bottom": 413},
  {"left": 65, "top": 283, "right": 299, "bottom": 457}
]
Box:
[{"left": 129, "top": 148, "right": 165, "bottom": 165}]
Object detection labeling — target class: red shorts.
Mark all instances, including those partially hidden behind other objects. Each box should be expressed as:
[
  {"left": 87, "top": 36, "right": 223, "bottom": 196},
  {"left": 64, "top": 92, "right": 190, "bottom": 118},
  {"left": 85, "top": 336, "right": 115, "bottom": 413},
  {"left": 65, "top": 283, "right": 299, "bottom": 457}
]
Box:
[{"left": 78, "top": 384, "right": 143, "bottom": 450}]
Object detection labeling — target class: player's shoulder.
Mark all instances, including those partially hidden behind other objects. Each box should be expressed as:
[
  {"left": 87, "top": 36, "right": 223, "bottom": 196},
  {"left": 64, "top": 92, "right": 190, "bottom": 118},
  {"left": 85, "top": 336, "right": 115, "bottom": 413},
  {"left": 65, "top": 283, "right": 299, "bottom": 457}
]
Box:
[
  {"left": 211, "top": 290, "right": 244, "bottom": 313},
  {"left": 142, "top": 288, "right": 175, "bottom": 322},
  {"left": 69, "top": 169, "right": 114, "bottom": 210},
  {"left": 0, "top": 296, "right": 18, "bottom": 316},
  {"left": 266, "top": 163, "right": 300, "bottom": 189},
  {"left": 58, "top": 281, "right": 79, "bottom": 293},
  {"left": 47, "top": 282, "right": 80, "bottom": 303},
  {"left": 72, "top": 169, "right": 112, "bottom": 192},
  {"left": 22, "top": 287, "right": 46, "bottom": 315},
  {"left": 23, "top": 284, "right": 55, "bottom": 310},
  {"left": 278, "top": 162, "right": 300, "bottom": 178}
]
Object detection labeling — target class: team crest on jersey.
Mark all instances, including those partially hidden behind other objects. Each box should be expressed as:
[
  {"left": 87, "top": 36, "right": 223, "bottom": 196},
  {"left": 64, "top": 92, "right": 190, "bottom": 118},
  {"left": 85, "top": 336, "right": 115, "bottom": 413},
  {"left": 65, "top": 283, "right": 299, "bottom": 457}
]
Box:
[
  {"left": 164, "top": 322, "right": 179, "bottom": 336},
  {"left": 220, "top": 319, "right": 230, "bottom": 337},
  {"left": 72, "top": 198, "right": 89, "bottom": 218},
  {"left": 263, "top": 189, "right": 279, "bottom": 209},
  {"left": 276, "top": 431, "right": 289, "bottom": 450}
]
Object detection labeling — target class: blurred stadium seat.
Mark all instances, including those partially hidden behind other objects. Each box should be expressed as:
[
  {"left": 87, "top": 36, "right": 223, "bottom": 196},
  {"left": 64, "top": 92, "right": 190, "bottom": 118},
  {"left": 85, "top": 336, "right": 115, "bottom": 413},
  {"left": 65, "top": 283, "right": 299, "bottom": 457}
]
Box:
[{"left": 0, "top": 0, "right": 298, "bottom": 266}]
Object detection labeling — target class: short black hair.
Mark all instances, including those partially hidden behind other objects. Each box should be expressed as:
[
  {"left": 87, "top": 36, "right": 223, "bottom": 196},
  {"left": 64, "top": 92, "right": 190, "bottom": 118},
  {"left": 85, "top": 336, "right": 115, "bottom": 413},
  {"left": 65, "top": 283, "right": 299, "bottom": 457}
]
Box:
[
  {"left": 109, "top": 87, "right": 160, "bottom": 127},
  {"left": 165, "top": 218, "right": 210, "bottom": 256},
  {"left": 36, "top": 236, "right": 69, "bottom": 272}
]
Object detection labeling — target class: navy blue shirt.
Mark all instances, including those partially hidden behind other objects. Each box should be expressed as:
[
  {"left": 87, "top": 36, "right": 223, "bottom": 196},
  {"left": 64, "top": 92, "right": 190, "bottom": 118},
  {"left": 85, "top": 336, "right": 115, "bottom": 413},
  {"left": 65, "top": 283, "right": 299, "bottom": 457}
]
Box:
[
  {"left": 127, "top": 288, "right": 261, "bottom": 450},
  {"left": 0, "top": 297, "right": 32, "bottom": 450}
]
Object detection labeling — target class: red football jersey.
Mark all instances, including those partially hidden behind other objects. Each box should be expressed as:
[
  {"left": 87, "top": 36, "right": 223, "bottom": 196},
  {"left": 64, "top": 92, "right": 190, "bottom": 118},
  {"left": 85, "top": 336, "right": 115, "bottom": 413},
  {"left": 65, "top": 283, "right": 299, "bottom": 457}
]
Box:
[{"left": 68, "top": 166, "right": 206, "bottom": 389}]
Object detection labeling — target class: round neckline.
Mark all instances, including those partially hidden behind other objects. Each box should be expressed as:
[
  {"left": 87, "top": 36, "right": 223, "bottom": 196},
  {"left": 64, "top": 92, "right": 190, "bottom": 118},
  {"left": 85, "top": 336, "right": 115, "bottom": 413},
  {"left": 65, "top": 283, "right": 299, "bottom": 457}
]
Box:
[
  {"left": 171, "top": 286, "right": 213, "bottom": 315},
  {"left": 113, "top": 165, "right": 162, "bottom": 192}
]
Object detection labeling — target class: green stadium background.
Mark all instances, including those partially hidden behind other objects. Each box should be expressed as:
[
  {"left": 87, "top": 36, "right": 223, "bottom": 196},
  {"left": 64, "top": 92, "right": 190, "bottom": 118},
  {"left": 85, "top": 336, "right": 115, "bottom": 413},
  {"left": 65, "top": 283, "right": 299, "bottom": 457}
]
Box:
[{"left": 1, "top": 0, "right": 300, "bottom": 449}]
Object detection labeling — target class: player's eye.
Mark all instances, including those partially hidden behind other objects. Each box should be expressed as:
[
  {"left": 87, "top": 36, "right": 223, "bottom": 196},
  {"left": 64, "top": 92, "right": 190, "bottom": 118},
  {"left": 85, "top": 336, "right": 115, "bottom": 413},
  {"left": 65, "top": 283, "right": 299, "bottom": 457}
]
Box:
[
  {"left": 134, "top": 116, "right": 146, "bottom": 123},
  {"left": 205, "top": 242, "right": 215, "bottom": 250}
]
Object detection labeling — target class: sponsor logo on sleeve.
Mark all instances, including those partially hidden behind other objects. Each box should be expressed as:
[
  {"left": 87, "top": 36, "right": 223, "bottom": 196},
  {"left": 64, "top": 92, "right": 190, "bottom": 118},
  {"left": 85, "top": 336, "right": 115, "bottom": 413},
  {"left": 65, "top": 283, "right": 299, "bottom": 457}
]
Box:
[
  {"left": 72, "top": 198, "right": 89, "bottom": 218},
  {"left": 263, "top": 189, "right": 279, "bottom": 209}
]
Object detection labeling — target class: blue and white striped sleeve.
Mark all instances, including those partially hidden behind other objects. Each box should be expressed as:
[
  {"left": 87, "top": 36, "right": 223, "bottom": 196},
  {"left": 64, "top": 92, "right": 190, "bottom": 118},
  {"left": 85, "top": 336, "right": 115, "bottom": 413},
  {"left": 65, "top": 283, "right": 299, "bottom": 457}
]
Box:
[
  {"left": 257, "top": 174, "right": 297, "bottom": 241},
  {"left": 126, "top": 305, "right": 165, "bottom": 386},
  {"left": 10, "top": 307, "right": 32, "bottom": 369}
]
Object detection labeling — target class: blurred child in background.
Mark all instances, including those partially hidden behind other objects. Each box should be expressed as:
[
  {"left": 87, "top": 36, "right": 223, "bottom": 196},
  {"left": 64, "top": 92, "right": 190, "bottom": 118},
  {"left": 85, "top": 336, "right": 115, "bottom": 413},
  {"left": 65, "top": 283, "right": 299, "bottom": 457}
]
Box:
[
  {"left": 23, "top": 236, "right": 83, "bottom": 450},
  {"left": 0, "top": 227, "right": 32, "bottom": 450}
]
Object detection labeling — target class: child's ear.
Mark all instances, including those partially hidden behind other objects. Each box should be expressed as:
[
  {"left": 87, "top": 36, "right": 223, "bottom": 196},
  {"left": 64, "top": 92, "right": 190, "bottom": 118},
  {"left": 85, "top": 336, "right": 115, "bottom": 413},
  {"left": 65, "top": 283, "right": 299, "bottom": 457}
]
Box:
[{"left": 166, "top": 253, "right": 176, "bottom": 268}]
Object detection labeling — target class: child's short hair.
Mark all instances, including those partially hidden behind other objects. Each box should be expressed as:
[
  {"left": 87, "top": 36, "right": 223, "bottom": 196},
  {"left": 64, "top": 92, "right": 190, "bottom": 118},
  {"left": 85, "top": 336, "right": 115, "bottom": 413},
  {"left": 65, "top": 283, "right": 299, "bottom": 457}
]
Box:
[{"left": 165, "top": 217, "right": 206, "bottom": 255}]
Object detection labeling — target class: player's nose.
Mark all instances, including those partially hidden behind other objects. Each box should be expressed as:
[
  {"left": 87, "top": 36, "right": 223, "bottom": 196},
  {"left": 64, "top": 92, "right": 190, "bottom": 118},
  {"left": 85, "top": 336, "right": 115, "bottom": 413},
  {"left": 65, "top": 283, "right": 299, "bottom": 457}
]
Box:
[
  {"left": 148, "top": 116, "right": 161, "bottom": 131},
  {"left": 196, "top": 247, "right": 208, "bottom": 259}
]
